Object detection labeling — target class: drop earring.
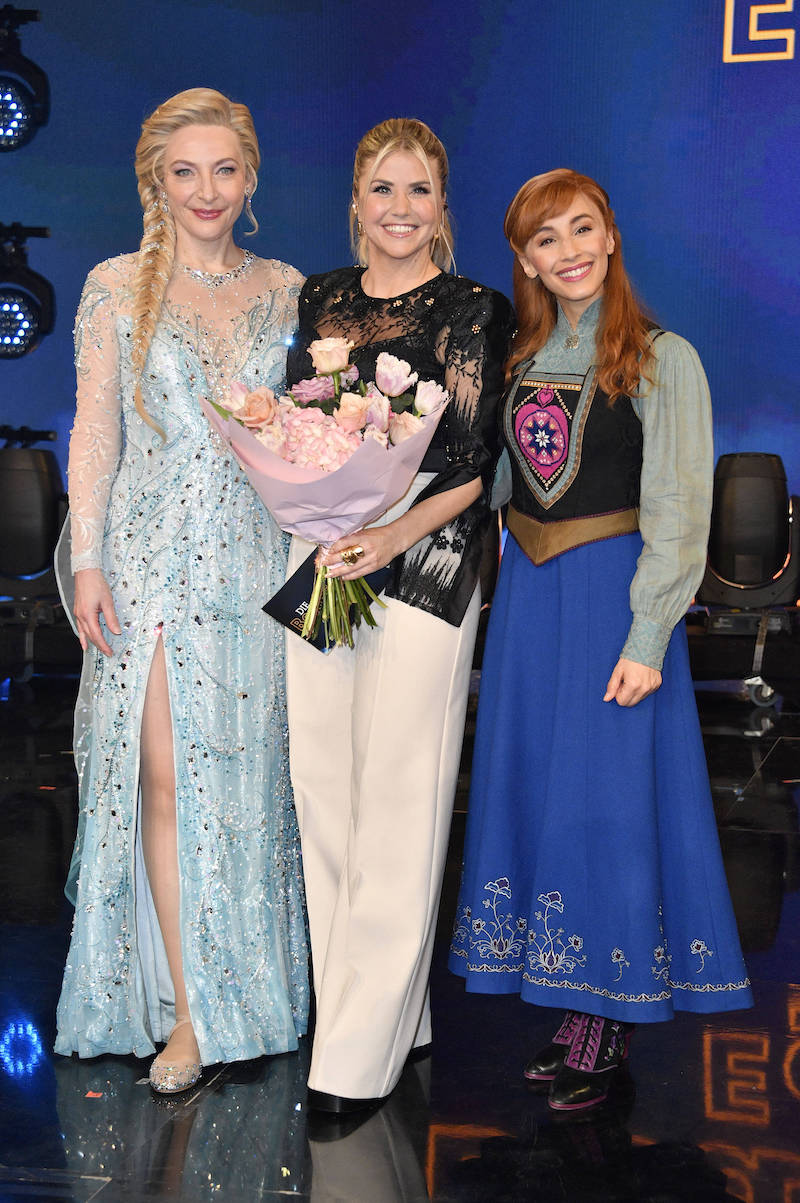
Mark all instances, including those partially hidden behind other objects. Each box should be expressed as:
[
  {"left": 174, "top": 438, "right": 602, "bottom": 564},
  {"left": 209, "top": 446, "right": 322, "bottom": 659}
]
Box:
[{"left": 244, "top": 191, "right": 256, "bottom": 226}]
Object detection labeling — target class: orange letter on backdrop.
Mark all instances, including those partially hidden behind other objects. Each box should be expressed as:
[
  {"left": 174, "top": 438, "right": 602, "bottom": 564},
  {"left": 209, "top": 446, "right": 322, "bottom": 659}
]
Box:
[{"left": 723, "top": 0, "right": 796, "bottom": 61}]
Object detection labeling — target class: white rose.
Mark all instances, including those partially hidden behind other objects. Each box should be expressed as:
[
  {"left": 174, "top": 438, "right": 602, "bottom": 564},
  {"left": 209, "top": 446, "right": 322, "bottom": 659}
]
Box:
[{"left": 308, "top": 337, "right": 354, "bottom": 374}]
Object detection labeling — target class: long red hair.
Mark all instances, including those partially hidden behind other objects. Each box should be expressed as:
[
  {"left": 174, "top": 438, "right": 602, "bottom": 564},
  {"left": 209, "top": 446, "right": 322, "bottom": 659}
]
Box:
[{"left": 504, "top": 169, "right": 655, "bottom": 402}]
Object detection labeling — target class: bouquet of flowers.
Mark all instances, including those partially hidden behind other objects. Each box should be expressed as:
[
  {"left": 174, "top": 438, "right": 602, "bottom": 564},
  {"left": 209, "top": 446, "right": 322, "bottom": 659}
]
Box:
[{"left": 200, "top": 337, "right": 448, "bottom": 648}]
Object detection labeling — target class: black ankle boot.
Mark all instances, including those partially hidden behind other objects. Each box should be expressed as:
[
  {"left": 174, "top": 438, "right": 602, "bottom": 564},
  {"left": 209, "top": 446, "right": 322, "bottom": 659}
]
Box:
[
  {"left": 548, "top": 1014, "right": 633, "bottom": 1111},
  {"left": 523, "top": 1010, "right": 581, "bottom": 1081}
]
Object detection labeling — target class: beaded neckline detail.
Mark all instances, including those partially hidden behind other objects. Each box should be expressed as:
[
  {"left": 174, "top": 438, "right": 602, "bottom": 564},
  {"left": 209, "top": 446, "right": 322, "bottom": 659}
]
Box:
[{"left": 176, "top": 250, "right": 255, "bottom": 287}]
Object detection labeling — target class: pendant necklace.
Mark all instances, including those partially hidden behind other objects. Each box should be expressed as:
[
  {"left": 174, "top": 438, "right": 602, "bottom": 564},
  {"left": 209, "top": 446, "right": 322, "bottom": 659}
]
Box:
[{"left": 564, "top": 332, "right": 580, "bottom": 350}]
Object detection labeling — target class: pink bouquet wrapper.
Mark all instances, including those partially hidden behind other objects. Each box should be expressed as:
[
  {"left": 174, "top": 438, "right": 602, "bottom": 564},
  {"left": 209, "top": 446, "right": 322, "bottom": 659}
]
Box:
[{"left": 201, "top": 397, "right": 447, "bottom": 544}]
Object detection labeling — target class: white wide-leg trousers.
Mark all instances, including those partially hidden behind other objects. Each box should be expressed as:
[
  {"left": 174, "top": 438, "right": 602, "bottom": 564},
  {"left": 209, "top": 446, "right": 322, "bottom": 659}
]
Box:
[{"left": 285, "top": 486, "right": 480, "bottom": 1100}]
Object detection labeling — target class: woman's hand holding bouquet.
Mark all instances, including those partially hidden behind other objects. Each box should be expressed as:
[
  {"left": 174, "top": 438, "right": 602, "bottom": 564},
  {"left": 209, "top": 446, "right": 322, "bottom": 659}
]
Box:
[{"left": 200, "top": 338, "right": 448, "bottom": 648}]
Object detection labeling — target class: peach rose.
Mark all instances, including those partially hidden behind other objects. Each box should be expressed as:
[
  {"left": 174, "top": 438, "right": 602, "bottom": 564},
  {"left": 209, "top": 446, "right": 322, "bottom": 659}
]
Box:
[
  {"left": 375, "top": 352, "right": 418, "bottom": 397},
  {"left": 413, "top": 379, "right": 448, "bottom": 415},
  {"left": 335, "top": 391, "right": 371, "bottom": 433},
  {"left": 238, "top": 386, "right": 278, "bottom": 428},
  {"left": 309, "top": 337, "right": 354, "bottom": 374},
  {"left": 388, "top": 410, "right": 424, "bottom": 444}
]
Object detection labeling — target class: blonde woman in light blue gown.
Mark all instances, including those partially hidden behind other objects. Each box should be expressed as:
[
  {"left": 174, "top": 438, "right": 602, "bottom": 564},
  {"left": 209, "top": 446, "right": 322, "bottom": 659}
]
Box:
[{"left": 55, "top": 89, "right": 308, "bottom": 1093}]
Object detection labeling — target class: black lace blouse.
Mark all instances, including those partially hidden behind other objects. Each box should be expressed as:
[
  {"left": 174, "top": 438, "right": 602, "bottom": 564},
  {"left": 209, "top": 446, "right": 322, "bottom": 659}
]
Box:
[{"left": 286, "top": 267, "right": 514, "bottom": 626}]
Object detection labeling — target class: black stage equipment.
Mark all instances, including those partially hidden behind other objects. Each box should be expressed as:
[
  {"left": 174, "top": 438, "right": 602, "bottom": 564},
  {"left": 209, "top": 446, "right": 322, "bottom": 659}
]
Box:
[
  {"left": 698, "top": 453, "right": 800, "bottom": 609},
  {"left": 695, "top": 453, "right": 800, "bottom": 708},
  {"left": 0, "top": 425, "right": 72, "bottom": 680},
  {"left": 0, "top": 223, "right": 54, "bottom": 357},
  {"left": 0, "top": 6, "right": 48, "bottom": 151}
]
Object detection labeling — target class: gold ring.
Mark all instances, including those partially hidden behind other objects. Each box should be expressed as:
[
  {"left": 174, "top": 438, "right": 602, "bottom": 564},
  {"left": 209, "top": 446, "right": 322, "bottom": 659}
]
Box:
[{"left": 340, "top": 546, "right": 362, "bottom": 566}]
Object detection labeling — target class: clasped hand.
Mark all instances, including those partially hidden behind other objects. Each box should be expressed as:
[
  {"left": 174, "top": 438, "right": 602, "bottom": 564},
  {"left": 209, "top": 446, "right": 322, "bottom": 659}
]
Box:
[
  {"left": 603, "top": 657, "right": 662, "bottom": 707},
  {"left": 73, "top": 568, "right": 122, "bottom": 656}
]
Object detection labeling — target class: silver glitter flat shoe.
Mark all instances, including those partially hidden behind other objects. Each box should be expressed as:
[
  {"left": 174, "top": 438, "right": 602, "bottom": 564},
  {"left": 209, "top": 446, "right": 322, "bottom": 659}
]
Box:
[
  {"left": 149, "top": 1056, "right": 202, "bottom": 1094},
  {"left": 149, "top": 1018, "right": 202, "bottom": 1095}
]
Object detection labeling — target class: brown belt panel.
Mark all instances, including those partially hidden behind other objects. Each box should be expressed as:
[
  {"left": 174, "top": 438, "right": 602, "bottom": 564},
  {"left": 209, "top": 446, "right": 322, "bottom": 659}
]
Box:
[{"left": 506, "top": 505, "right": 640, "bottom": 565}]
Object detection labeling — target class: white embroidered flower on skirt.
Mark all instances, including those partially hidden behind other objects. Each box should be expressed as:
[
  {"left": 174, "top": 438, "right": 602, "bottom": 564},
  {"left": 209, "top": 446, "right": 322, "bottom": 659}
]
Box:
[
  {"left": 527, "top": 890, "right": 586, "bottom": 976},
  {"left": 611, "top": 946, "right": 630, "bottom": 981},
  {"left": 461, "top": 878, "right": 526, "bottom": 961},
  {"left": 690, "top": 938, "right": 714, "bottom": 972}
]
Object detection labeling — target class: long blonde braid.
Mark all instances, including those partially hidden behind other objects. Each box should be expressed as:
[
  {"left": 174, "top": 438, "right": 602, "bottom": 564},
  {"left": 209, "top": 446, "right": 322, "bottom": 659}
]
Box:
[{"left": 130, "top": 88, "right": 261, "bottom": 437}]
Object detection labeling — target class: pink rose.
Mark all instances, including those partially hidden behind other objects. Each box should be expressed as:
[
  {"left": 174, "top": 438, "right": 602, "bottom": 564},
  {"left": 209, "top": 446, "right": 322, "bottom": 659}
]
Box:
[
  {"left": 388, "top": 410, "right": 424, "bottom": 444},
  {"left": 365, "top": 383, "right": 390, "bottom": 433},
  {"left": 413, "top": 379, "right": 448, "bottom": 416},
  {"left": 335, "top": 391, "right": 371, "bottom": 433},
  {"left": 309, "top": 337, "right": 353, "bottom": 374},
  {"left": 290, "top": 374, "right": 336, "bottom": 405},
  {"left": 363, "top": 424, "right": 389, "bottom": 448},
  {"left": 340, "top": 364, "right": 360, "bottom": 388},
  {"left": 375, "top": 352, "right": 419, "bottom": 397}
]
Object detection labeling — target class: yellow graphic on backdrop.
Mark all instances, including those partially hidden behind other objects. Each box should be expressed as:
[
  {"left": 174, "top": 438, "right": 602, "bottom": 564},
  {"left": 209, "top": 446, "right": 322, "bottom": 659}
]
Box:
[{"left": 724, "top": 0, "right": 796, "bottom": 61}]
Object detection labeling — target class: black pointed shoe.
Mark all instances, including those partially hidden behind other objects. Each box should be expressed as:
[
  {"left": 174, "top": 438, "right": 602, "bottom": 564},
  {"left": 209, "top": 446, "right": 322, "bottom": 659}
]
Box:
[
  {"left": 548, "top": 1015, "right": 633, "bottom": 1111},
  {"left": 523, "top": 1010, "right": 581, "bottom": 1081}
]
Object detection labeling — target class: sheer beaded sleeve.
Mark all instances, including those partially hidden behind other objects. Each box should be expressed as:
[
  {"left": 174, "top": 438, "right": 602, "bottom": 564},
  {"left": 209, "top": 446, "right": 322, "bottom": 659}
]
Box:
[{"left": 68, "top": 263, "right": 124, "bottom": 572}]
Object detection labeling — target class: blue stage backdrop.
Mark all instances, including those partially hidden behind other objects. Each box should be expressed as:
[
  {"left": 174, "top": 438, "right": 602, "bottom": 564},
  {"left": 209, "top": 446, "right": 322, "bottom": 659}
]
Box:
[{"left": 1, "top": 0, "right": 798, "bottom": 491}]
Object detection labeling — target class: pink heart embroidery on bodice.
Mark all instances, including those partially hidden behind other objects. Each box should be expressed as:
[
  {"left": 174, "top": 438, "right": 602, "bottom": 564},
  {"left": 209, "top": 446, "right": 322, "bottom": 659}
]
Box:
[{"left": 514, "top": 397, "right": 569, "bottom": 480}]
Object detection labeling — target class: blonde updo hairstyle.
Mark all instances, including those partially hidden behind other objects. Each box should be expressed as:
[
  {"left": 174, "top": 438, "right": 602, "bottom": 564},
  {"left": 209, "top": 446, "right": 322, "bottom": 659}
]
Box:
[
  {"left": 132, "top": 87, "right": 260, "bottom": 435},
  {"left": 350, "top": 118, "right": 454, "bottom": 272}
]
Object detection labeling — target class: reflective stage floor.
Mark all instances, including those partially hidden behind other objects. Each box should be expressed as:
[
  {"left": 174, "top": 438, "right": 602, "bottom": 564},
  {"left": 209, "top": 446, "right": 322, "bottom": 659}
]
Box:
[{"left": 1, "top": 666, "right": 798, "bottom": 1201}]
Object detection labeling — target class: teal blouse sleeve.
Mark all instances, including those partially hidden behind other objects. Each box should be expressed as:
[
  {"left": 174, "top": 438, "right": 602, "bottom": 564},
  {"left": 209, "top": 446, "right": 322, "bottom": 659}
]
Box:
[{"left": 621, "top": 332, "right": 713, "bottom": 671}]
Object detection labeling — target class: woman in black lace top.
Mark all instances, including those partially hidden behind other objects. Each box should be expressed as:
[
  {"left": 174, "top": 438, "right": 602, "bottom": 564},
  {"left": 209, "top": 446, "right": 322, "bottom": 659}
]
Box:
[{"left": 285, "top": 118, "right": 513, "bottom": 1115}]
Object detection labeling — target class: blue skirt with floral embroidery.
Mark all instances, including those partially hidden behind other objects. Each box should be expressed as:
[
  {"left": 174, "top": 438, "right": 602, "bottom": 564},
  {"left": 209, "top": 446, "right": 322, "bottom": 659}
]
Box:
[{"left": 448, "top": 532, "right": 752, "bottom": 1022}]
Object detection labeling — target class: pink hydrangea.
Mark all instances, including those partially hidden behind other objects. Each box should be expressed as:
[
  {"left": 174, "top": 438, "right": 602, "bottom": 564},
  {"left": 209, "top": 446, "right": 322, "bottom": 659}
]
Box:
[{"left": 282, "top": 406, "right": 361, "bottom": 472}]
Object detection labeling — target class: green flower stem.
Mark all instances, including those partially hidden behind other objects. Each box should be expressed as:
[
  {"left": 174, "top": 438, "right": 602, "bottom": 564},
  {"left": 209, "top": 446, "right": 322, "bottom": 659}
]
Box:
[
  {"left": 301, "top": 562, "right": 326, "bottom": 641},
  {"left": 300, "top": 563, "right": 386, "bottom": 649}
]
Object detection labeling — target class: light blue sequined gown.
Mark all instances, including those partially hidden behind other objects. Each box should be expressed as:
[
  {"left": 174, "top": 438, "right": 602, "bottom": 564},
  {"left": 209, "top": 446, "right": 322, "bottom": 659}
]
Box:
[{"left": 55, "top": 252, "right": 309, "bottom": 1064}]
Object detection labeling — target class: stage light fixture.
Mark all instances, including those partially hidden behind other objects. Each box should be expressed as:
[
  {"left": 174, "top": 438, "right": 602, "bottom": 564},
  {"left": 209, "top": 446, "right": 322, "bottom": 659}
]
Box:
[
  {"left": 0, "top": 6, "right": 48, "bottom": 152},
  {"left": 0, "top": 223, "right": 54, "bottom": 357},
  {"left": 698, "top": 453, "right": 800, "bottom": 608}
]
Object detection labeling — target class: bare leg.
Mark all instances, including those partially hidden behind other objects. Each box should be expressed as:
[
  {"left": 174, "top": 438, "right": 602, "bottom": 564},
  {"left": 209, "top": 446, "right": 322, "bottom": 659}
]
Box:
[{"left": 140, "top": 636, "right": 200, "bottom": 1069}]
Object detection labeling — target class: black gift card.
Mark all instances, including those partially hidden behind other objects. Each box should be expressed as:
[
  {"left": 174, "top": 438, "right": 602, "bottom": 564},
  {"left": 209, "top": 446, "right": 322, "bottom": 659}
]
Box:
[{"left": 263, "top": 551, "right": 390, "bottom": 652}]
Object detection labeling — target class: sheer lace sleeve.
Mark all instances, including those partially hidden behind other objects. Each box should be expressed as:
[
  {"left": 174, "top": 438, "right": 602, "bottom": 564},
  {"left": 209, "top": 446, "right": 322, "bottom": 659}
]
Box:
[
  {"left": 437, "top": 286, "right": 516, "bottom": 493},
  {"left": 68, "top": 264, "right": 123, "bottom": 572}
]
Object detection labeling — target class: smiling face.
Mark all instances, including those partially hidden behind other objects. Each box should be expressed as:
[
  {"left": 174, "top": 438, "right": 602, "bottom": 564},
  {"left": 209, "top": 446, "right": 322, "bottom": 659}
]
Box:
[
  {"left": 162, "top": 124, "right": 249, "bottom": 257},
  {"left": 517, "top": 193, "right": 615, "bottom": 325},
  {"left": 356, "top": 148, "right": 443, "bottom": 272}
]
